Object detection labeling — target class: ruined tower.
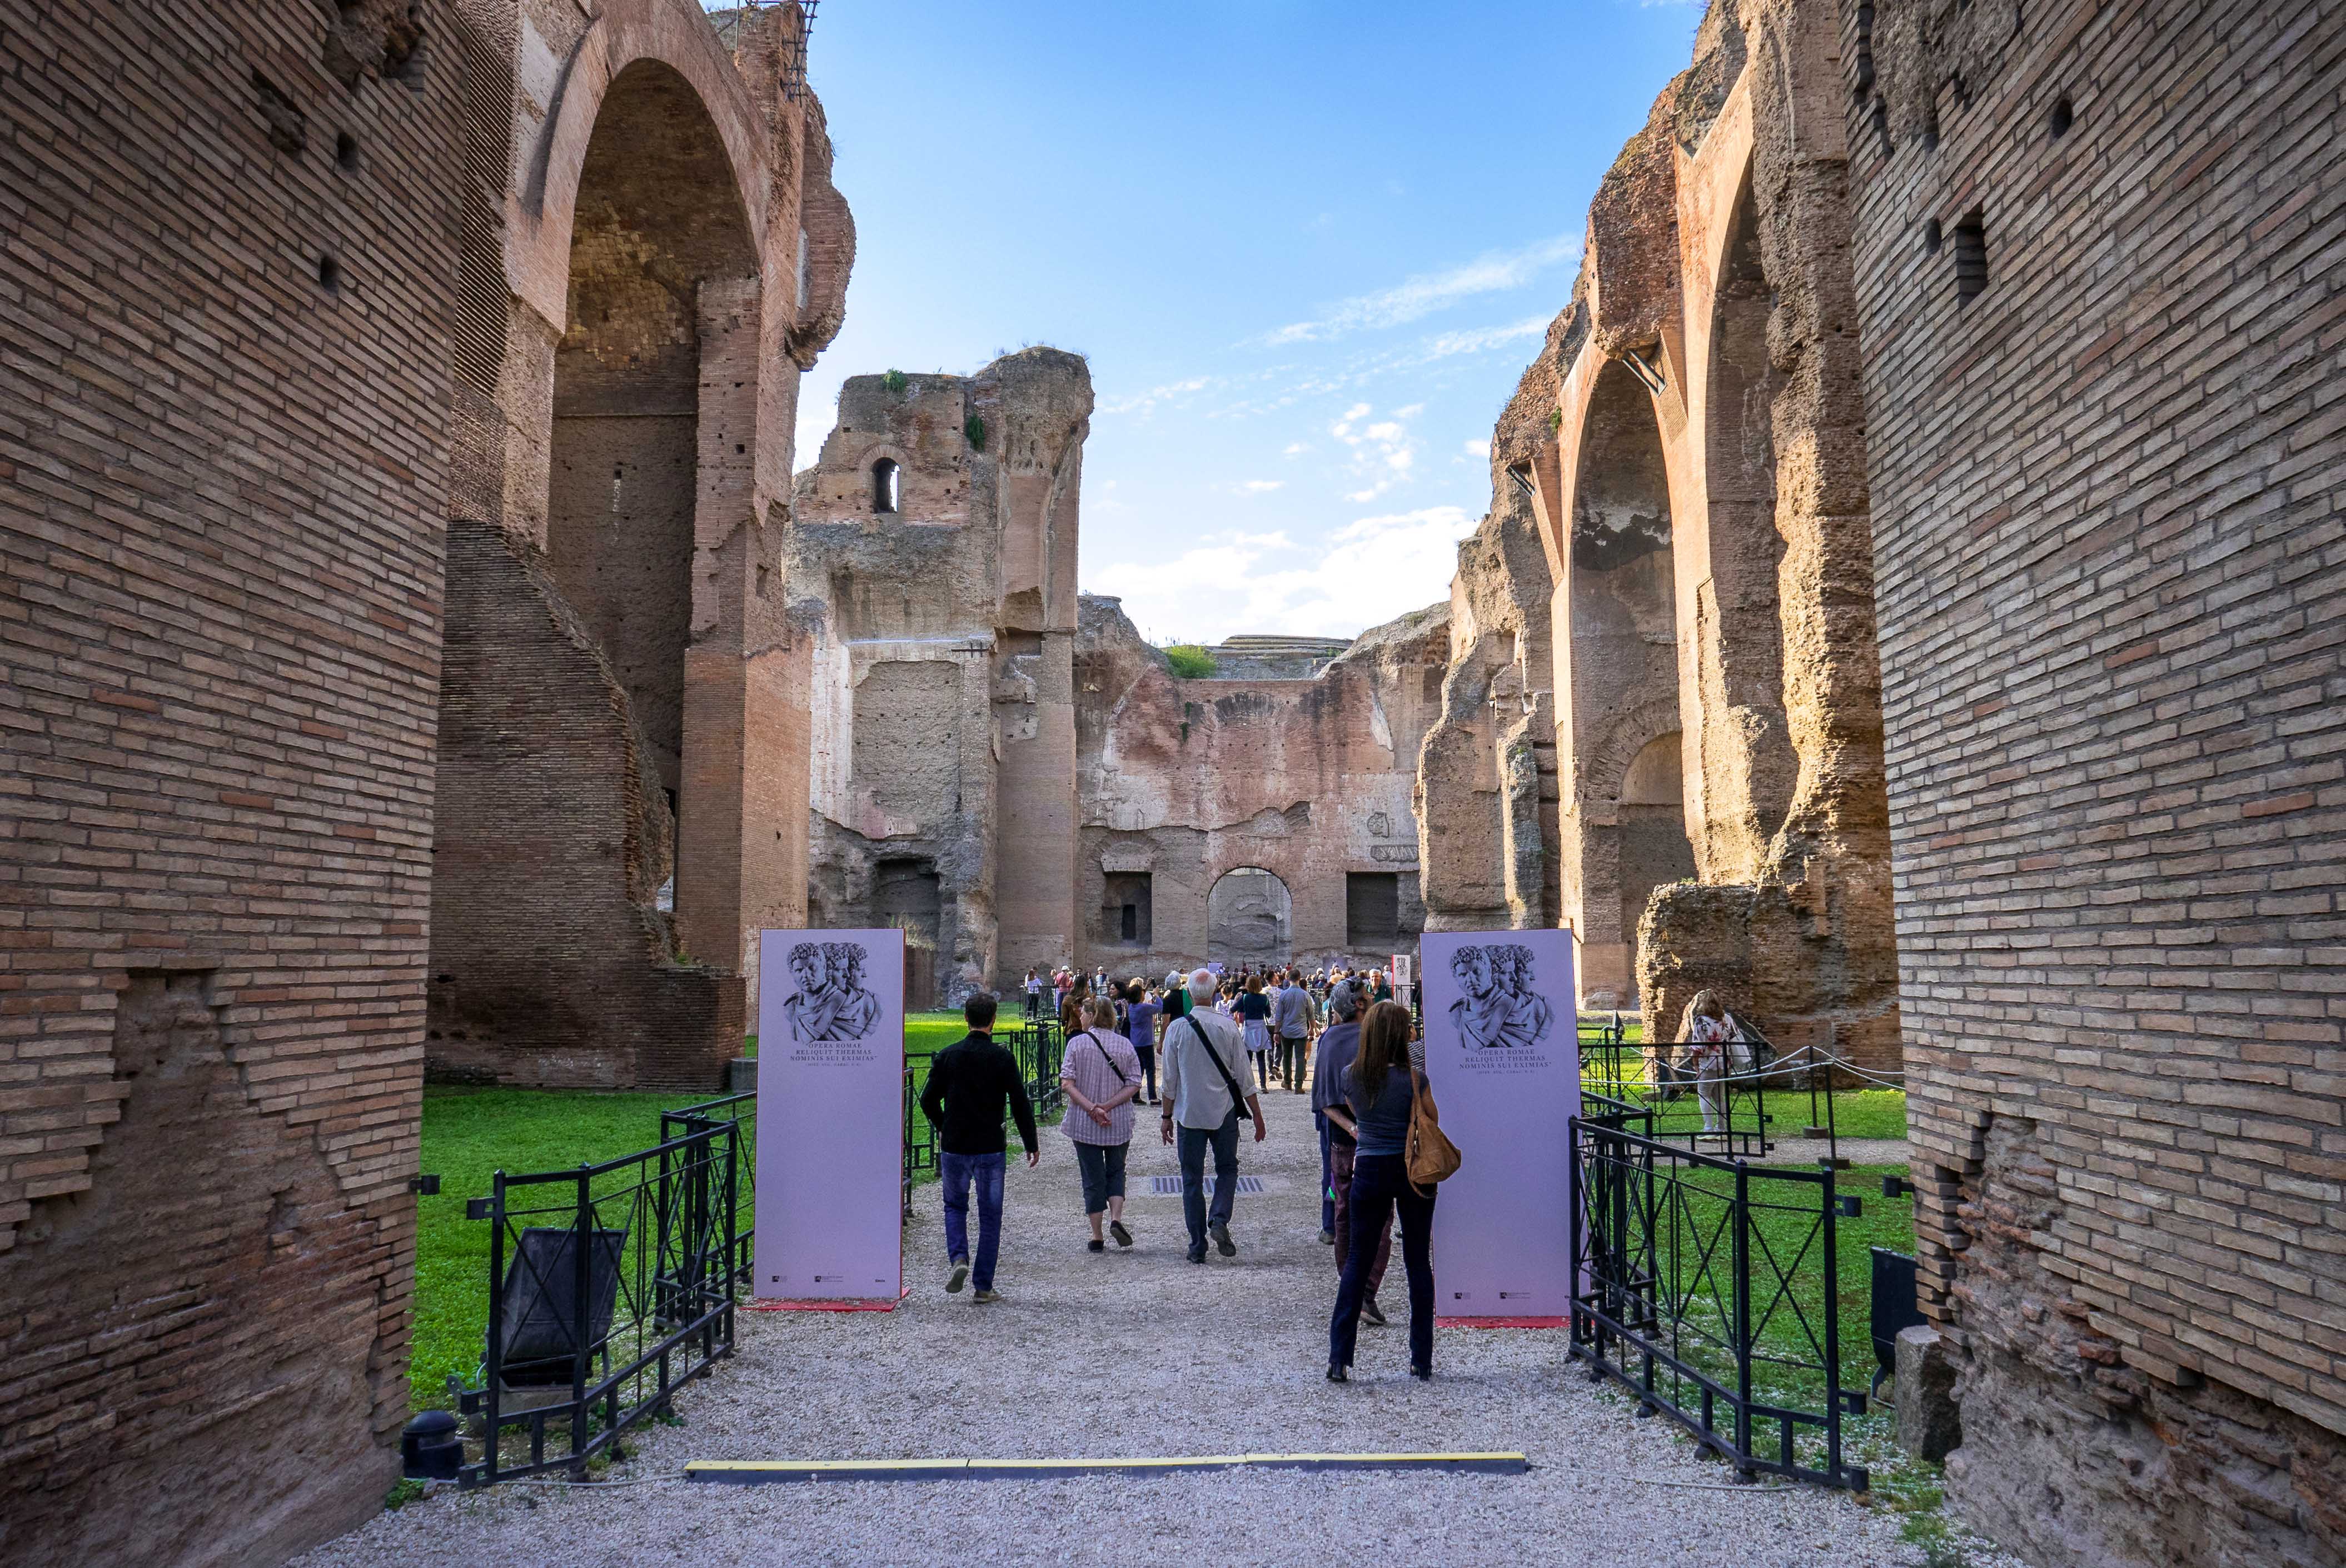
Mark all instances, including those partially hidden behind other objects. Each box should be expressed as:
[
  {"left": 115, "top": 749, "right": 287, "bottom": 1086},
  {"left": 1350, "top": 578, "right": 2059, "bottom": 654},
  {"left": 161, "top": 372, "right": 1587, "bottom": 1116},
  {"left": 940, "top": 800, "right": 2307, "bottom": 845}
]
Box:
[{"left": 791, "top": 349, "right": 1093, "bottom": 1003}]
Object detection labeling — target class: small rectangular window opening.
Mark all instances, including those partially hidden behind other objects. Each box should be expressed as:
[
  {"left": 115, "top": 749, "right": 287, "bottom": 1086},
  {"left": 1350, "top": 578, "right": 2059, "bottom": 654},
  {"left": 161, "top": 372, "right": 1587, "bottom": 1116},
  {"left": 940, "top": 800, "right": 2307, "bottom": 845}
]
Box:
[{"left": 1954, "top": 209, "right": 1987, "bottom": 303}]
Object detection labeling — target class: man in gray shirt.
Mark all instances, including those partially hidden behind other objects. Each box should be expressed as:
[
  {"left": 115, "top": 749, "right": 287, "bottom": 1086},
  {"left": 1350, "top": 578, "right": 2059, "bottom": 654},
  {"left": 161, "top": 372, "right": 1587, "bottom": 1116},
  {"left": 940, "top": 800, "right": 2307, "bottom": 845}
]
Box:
[
  {"left": 1160, "top": 966, "right": 1264, "bottom": 1264},
  {"left": 1274, "top": 969, "right": 1315, "bottom": 1092}
]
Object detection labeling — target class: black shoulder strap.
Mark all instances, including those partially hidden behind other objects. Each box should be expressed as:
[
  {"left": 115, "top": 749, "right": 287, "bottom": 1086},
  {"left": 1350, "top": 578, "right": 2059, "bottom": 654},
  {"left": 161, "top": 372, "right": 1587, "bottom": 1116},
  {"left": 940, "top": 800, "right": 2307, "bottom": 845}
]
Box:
[
  {"left": 1088, "top": 1027, "right": 1138, "bottom": 1088},
  {"left": 1179, "top": 1014, "right": 1251, "bottom": 1111}
]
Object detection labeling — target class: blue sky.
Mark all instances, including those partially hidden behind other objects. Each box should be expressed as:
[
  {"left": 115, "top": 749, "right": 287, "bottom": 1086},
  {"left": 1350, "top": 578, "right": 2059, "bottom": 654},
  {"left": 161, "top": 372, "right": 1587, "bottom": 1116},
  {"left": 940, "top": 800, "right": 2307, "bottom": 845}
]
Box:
[{"left": 761, "top": 0, "right": 1707, "bottom": 643}]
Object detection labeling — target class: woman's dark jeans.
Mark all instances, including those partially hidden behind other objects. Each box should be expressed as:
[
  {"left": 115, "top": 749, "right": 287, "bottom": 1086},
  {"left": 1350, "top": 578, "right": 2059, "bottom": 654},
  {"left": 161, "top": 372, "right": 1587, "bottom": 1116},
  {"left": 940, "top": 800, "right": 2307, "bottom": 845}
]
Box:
[{"left": 1328, "top": 1152, "right": 1436, "bottom": 1372}]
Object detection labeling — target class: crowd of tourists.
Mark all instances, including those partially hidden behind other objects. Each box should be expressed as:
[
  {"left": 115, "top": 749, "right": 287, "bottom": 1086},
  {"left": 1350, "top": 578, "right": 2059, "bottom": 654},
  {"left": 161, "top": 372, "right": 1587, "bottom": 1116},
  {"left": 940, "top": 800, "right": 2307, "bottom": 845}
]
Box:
[{"left": 932, "top": 962, "right": 1439, "bottom": 1381}]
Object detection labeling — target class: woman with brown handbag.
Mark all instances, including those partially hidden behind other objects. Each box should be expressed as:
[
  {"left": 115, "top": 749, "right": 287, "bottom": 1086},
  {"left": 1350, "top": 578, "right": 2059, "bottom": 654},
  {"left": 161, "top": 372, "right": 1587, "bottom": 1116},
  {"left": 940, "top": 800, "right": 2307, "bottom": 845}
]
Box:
[{"left": 1325, "top": 1000, "right": 1452, "bottom": 1383}]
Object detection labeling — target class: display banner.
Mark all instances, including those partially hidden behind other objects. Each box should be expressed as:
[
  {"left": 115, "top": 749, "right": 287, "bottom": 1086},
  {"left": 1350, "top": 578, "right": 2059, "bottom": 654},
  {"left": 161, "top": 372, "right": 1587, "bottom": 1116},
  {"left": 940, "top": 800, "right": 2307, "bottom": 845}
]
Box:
[
  {"left": 1421, "top": 929, "right": 1579, "bottom": 1323},
  {"left": 753, "top": 929, "right": 904, "bottom": 1305}
]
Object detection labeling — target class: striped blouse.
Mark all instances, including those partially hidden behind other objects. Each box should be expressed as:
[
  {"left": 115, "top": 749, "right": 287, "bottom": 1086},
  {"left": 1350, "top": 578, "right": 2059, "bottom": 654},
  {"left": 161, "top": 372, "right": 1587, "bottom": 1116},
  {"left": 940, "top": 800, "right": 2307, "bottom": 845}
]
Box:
[{"left": 1059, "top": 1027, "right": 1142, "bottom": 1146}]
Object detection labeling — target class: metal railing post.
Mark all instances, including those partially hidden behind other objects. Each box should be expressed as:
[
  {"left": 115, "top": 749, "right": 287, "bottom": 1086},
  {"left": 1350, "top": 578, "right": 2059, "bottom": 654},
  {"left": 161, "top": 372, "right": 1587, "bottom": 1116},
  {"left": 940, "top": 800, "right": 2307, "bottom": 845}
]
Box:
[
  {"left": 570, "top": 1163, "right": 591, "bottom": 1478},
  {"left": 1732, "top": 1160, "right": 1754, "bottom": 1482},
  {"left": 1821, "top": 1158, "right": 1845, "bottom": 1486},
  {"left": 482, "top": 1170, "right": 506, "bottom": 1486}
]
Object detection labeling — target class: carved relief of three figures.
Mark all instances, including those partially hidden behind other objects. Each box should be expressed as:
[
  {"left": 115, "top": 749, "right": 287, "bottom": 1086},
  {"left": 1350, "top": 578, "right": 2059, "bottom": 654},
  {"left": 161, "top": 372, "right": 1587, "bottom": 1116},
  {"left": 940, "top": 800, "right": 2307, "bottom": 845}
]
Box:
[
  {"left": 781, "top": 941, "right": 881, "bottom": 1043},
  {"left": 1446, "top": 943, "right": 1555, "bottom": 1050}
]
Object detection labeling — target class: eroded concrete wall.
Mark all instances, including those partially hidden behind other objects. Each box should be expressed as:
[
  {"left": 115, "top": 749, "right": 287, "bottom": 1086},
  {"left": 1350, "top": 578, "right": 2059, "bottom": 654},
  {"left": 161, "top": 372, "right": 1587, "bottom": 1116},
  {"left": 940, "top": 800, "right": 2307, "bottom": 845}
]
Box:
[
  {"left": 1479, "top": 0, "right": 1896, "bottom": 1058},
  {"left": 790, "top": 351, "right": 1092, "bottom": 1005},
  {"left": 1847, "top": 0, "right": 2346, "bottom": 1560},
  {"left": 1076, "top": 597, "right": 1445, "bottom": 978}
]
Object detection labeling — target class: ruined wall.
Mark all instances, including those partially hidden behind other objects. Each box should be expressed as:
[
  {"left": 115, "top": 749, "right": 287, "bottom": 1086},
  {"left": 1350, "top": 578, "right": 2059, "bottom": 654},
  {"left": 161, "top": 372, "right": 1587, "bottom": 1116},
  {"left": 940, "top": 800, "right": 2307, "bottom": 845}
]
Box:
[
  {"left": 1847, "top": 0, "right": 2346, "bottom": 1561},
  {"left": 1415, "top": 324, "right": 1565, "bottom": 935},
  {"left": 429, "top": 0, "right": 852, "bottom": 1084},
  {"left": 791, "top": 351, "right": 1092, "bottom": 1005},
  {"left": 1484, "top": 0, "right": 1896, "bottom": 1058},
  {"left": 1077, "top": 597, "right": 1446, "bottom": 978},
  {"left": 0, "top": 2, "right": 456, "bottom": 1559}
]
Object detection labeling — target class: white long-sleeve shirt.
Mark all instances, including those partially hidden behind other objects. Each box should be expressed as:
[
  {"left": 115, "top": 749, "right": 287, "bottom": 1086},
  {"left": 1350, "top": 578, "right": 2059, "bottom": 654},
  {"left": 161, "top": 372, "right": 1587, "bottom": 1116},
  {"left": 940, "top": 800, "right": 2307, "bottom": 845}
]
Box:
[{"left": 1158, "top": 1007, "right": 1259, "bottom": 1130}]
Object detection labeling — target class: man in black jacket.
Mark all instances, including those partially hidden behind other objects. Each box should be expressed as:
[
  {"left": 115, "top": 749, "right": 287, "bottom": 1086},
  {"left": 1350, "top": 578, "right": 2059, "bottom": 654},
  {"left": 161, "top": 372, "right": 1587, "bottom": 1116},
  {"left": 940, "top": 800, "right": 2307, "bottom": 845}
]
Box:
[{"left": 918, "top": 993, "right": 1038, "bottom": 1302}]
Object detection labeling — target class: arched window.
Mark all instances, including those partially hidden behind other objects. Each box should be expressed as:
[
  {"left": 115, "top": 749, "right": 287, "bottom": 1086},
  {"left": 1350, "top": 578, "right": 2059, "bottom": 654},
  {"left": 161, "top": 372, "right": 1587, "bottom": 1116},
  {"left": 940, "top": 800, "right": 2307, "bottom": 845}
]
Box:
[{"left": 871, "top": 457, "right": 900, "bottom": 513}]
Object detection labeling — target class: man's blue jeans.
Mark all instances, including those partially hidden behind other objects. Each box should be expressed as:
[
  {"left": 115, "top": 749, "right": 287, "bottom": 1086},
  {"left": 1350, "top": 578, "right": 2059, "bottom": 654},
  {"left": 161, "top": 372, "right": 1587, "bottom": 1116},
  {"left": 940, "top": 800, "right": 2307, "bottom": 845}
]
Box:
[
  {"left": 1177, "top": 1108, "right": 1241, "bottom": 1250},
  {"left": 940, "top": 1151, "right": 1006, "bottom": 1291}
]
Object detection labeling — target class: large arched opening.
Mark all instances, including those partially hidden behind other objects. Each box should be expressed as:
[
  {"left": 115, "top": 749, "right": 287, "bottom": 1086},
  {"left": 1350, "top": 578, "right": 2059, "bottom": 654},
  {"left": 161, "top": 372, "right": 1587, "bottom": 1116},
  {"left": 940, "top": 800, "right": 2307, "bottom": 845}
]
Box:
[
  {"left": 1698, "top": 168, "right": 1797, "bottom": 871},
  {"left": 427, "top": 49, "right": 768, "bottom": 1087},
  {"left": 1618, "top": 731, "right": 1697, "bottom": 971},
  {"left": 1207, "top": 867, "right": 1293, "bottom": 970},
  {"left": 1568, "top": 357, "right": 1683, "bottom": 1007},
  {"left": 548, "top": 57, "right": 760, "bottom": 874}
]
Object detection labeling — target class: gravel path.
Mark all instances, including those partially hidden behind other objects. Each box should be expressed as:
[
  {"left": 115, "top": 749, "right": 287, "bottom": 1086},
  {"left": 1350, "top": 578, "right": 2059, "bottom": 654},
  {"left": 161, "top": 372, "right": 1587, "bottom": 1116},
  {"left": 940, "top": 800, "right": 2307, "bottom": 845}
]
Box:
[{"left": 303, "top": 1087, "right": 1940, "bottom": 1568}]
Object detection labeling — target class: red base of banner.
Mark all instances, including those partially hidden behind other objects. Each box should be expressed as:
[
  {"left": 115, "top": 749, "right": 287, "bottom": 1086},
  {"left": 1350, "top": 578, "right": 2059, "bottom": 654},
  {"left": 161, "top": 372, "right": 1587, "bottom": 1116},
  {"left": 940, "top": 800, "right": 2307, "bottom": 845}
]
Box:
[
  {"left": 1436, "top": 1315, "right": 1567, "bottom": 1329},
  {"left": 750, "top": 1286, "right": 911, "bottom": 1314}
]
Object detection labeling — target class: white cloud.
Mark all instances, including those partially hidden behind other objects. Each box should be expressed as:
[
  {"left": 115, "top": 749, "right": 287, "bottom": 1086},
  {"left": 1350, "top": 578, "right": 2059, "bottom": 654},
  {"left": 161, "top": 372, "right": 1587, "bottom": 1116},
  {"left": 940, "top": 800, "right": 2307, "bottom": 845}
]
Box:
[
  {"left": 1329, "top": 402, "right": 1421, "bottom": 502},
  {"left": 1282, "top": 442, "right": 1311, "bottom": 457},
  {"left": 1089, "top": 510, "right": 1475, "bottom": 645},
  {"left": 1258, "top": 234, "right": 1578, "bottom": 345},
  {"left": 1097, "top": 375, "right": 1214, "bottom": 417},
  {"left": 1463, "top": 438, "right": 1492, "bottom": 458},
  {"left": 1233, "top": 479, "right": 1284, "bottom": 494},
  {"left": 1414, "top": 317, "right": 1551, "bottom": 360}
]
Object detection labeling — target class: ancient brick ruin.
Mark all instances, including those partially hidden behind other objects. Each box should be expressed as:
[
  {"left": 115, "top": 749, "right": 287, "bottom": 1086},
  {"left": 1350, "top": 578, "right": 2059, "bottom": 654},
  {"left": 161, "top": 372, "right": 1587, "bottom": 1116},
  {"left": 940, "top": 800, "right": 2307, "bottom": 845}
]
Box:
[
  {"left": 1847, "top": 0, "right": 2346, "bottom": 1559},
  {"left": 3, "top": 0, "right": 2341, "bottom": 1564},
  {"left": 791, "top": 352, "right": 1092, "bottom": 1006},
  {"left": 1073, "top": 597, "right": 1443, "bottom": 977},
  {"left": 792, "top": 359, "right": 1441, "bottom": 991},
  {"left": 2, "top": 0, "right": 846, "bottom": 1559},
  {"left": 1412, "top": 0, "right": 1900, "bottom": 1081}
]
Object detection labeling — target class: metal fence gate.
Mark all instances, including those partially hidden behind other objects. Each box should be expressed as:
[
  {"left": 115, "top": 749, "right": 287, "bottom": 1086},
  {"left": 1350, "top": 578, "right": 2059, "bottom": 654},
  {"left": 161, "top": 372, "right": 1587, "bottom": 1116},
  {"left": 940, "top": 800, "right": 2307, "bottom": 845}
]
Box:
[{"left": 1567, "top": 1108, "right": 1870, "bottom": 1490}]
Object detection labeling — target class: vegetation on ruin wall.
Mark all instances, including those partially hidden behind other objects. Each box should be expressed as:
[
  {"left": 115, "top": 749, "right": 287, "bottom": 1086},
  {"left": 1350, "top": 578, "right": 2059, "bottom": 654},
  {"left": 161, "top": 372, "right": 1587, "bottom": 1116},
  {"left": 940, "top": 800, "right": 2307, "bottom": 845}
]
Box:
[{"left": 1162, "top": 643, "right": 1219, "bottom": 678}]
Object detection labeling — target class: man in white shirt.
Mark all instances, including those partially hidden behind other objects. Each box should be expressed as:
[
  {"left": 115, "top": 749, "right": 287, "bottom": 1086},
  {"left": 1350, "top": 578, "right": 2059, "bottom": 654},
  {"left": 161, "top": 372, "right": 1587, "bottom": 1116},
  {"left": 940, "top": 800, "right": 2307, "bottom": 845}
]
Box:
[{"left": 1159, "top": 967, "right": 1265, "bottom": 1264}]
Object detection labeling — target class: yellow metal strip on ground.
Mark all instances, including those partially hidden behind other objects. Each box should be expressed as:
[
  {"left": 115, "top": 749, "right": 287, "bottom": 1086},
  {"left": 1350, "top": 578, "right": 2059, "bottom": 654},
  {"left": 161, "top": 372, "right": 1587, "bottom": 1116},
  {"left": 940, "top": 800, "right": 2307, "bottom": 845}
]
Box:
[{"left": 685, "top": 1453, "right": 1527, "bottom": 1485}]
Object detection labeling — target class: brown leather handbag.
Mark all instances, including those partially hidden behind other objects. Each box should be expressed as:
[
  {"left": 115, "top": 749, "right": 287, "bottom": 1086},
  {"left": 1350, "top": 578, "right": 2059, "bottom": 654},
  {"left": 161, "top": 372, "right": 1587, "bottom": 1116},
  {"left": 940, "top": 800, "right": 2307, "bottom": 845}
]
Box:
[{"left": 1406, "top": 1068, "right": 1462, "bottom": 1195}]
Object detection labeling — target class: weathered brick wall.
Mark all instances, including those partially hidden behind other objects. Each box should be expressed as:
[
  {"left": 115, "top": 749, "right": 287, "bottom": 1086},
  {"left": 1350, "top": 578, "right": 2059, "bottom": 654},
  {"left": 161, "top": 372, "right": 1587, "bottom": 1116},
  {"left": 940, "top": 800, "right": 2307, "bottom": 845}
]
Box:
[
  {"left": 427, "top": 523, "right": 741, "bottom": 1088},
  {"left": 1076, "top": 597, "right": 1447, "bottom": 977},
  {"left": 0, "top": 1, "right": 455, "bottom": 1559},
  {"left": 1847, "top": 0, "right": 2346, "bottom": 1559}
]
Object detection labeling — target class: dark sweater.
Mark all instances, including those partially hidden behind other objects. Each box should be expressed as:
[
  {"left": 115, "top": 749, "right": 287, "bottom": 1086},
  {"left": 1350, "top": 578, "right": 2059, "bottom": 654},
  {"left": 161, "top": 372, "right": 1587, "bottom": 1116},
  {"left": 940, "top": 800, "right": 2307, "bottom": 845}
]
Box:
[{"left": 919, "top": 1032, "right": 1039, "bottom": 1157}]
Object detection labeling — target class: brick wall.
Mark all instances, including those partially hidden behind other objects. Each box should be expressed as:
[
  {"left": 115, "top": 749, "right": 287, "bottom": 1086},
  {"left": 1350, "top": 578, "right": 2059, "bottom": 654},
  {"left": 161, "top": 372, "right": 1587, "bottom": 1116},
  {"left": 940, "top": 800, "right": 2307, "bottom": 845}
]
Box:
[
  {"left": 0, "top": 1, "right": 456, "bottom": 1559},
  {"left": 1847, "top": 0, "right": 2345, "bottom": 1558},
  {"left": 428, "top": 522, "right": 742, "bottom": 1088}
]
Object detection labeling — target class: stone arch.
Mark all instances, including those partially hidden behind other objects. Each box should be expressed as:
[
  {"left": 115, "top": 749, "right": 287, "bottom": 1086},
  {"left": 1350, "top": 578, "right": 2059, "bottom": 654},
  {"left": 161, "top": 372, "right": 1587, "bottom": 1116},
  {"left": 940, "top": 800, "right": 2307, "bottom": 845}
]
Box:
[
  {"left": 1207, "top": 866, "right": 1294, "bottom": 970},
  {"left": 1695, "top": 161, "right": 1797, "bottom": 875},
  {"left": 428, "top": 16, "right": 795, "bottom": 1089},
  {"left": 1565, "top": 357, "right": 1685, "bottom": 1009},
  {"left": 520, "top": 2, "right": 770, "bottom": 302},
  {"left": 546, "top": 54, "right": 759, "bottom": 821}
]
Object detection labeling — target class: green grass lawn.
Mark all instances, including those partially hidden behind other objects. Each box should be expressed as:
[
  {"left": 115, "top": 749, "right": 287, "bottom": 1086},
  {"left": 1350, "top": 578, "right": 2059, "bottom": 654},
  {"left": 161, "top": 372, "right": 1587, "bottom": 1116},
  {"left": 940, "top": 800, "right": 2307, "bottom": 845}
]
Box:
[
  {"left": 411, "top": 1086, "right": 680, "bottom": 1410},
  {"left": 413, "top": 1013, "right": 1055, "bottom": 1409}
]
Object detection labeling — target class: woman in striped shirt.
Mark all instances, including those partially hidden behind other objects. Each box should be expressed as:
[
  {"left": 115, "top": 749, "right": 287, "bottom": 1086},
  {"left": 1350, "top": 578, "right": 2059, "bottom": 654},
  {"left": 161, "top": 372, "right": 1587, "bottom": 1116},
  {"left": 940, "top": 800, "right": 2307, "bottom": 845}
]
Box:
[{"left": 1060, "top": 994, "right": 1143, "bottom": 1251}]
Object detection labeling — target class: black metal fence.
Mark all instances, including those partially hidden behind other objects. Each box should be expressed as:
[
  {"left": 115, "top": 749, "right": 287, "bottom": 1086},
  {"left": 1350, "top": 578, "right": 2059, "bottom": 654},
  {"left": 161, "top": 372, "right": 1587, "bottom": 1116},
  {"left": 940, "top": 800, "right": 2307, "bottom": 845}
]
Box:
[
  {"left": 1567, "top": 1109, "right": 1869, "bottom": 1490},
  {"left": 1007, "top": 1017, "right": 1065, "bottom": 1116},
  {"left": 660, "top": 1090, "right": 756, "bottom": 1286},
  {"left": 455, "top": 1013, "right": 1074, "bottom": 1485},
  {"left": 1578, "top": 1033, "right": 1774, "bottom": 1158},
  {"left": 458, "top": 1119, "right": 742, "bottom": 1486}
]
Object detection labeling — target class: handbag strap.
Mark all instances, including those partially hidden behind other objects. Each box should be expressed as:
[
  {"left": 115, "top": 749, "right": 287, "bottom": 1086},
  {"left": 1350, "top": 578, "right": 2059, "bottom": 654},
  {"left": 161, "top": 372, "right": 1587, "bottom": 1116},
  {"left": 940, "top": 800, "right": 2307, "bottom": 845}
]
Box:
[
  {"left": 1179, "top": 1014, "right": 1251, "bottom": 1115},
  {"left": 1087, "top": 1027, "right": 1138, "bottom": 1090}
]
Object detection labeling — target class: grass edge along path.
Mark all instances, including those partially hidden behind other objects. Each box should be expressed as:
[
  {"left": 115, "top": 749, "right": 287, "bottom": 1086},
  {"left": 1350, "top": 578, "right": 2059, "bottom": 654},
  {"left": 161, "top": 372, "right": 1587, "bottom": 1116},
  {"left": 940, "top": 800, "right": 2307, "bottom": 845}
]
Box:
[{"left": 411, "top": 1012, "right": 1003, "bottom": 1409}]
